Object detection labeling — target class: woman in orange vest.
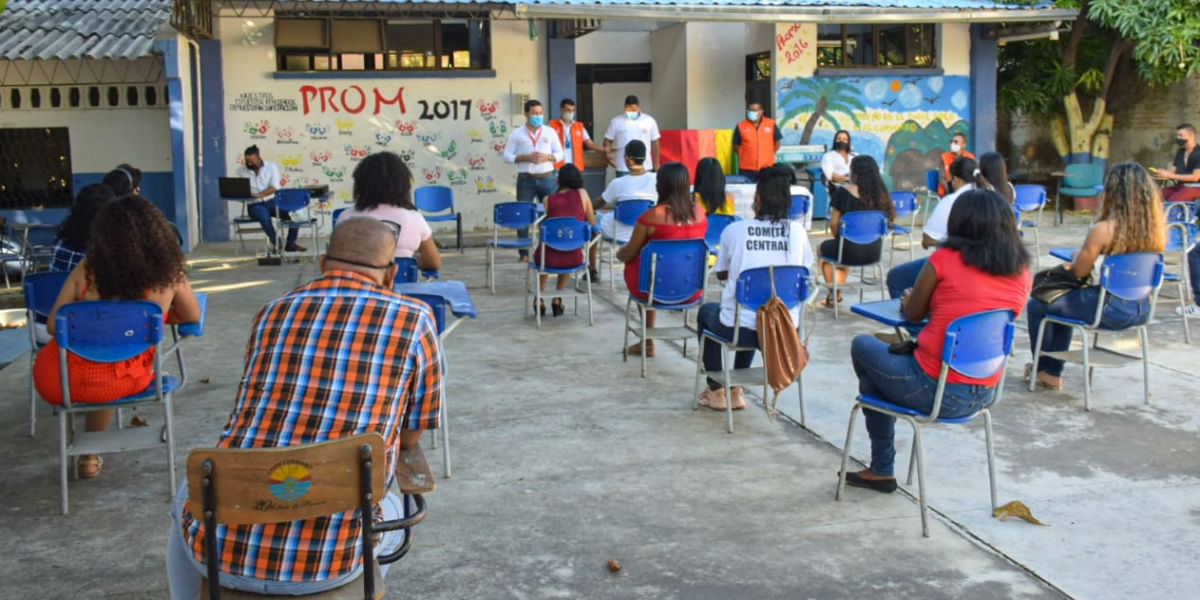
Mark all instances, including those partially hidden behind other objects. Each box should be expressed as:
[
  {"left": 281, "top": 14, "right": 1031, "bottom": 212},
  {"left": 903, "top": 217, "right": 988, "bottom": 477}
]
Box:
[
  {"left": 733, "top": 102, "right": 782, "bottom": 182},
  {"left": 550, "top": 98, "right": 604, "bottom": 172}
]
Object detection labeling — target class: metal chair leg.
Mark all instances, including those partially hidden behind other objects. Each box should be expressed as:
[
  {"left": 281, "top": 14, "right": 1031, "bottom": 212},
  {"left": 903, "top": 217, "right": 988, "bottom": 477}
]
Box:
[
  {"left": 835, "top": 404, "right": 861, "bottom": 501},
  {"left": 911, "top": 422, "right": 929, "bottom": 537},
  {"left": 984, "top": 409, "right": 998, "bottom": 512}
]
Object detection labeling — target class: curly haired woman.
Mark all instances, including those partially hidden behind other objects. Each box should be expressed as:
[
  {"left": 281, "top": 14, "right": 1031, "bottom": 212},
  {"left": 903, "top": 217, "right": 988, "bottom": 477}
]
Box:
[
  {"left": 1025, "top": 162, "right": 1166, "bottom": 390},
  {"left": 337, "top": 151, "right": 441, "bottom": 271},
  {"left": 33, "top": 195, "right": 201, "bottom": 478}
]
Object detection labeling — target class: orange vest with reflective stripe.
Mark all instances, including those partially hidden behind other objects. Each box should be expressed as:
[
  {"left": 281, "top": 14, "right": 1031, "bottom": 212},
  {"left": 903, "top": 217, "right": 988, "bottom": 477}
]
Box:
[
  {"left": 736, "top": 117, "right": 778, "bottom": 172},
  {"left": 550, "top": 119, "right": 587, "bottom": 169}
]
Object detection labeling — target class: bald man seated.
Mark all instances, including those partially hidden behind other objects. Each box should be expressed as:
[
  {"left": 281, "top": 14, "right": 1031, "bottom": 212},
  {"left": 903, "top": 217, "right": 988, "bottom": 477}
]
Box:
[{"left": 166, "top": 217, "right": 444, "bottom": 598}]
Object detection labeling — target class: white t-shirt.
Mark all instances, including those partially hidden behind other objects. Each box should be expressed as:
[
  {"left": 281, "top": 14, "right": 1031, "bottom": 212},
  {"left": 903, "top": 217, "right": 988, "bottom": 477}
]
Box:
[
  {"left": 237, "top": 161, "right": 282, "bottom": 201},
  {"left": 715, "top": 219, "right": 816, "bottom": 329},
  {"left": 923, "top": 183, "right": 975, "bottom": 242},
  {"left": 336, "top": 206, "right": 432, "bottom": 259},
  {"left": 598, "top": 172, "right": 658, "bottom": 239},
  {"left": 502, "top": 125, "right": 564, "bottom": 176},
  {"left": 604, "top": 114, "right": 662, "bottom": 170},
  {"left": 820, "top": 150, "right": 856, "bottom": 184}
]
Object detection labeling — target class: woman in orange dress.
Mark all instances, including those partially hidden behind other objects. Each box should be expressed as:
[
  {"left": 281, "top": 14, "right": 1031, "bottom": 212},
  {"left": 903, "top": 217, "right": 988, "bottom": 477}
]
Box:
[
  {"left": 33, "top": 195, "right": 201, "bottom": 478},
  {"left": 617, "top": 162, "right": 708, "bottom": 357}
]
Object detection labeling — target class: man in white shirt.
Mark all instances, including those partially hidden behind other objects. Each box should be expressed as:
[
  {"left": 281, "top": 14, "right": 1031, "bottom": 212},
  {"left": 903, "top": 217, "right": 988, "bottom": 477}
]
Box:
[
  {"left": 604, "top": 95, "right": 661, "bottom": 176},
  {"left": 503, "top": 99, "right": 564, "bottom": 261},
  {"left": 885, "top": 175, "right": 977, "bottom": 298},
  {"left": 238, "top": 145, "right": 302, "bottom": 252}
]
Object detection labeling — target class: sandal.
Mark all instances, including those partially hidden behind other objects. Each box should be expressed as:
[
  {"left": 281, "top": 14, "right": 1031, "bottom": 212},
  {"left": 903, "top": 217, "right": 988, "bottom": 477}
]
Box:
[
  {"left": 821, "top": 291, "right": 844, "bottom": 308},
  {"left": 551, "top": 299, "right": 565, "bottom": 317},
  {"left": 1022, "top": 363, "right": 1064, "bottom": 390},
  {"left": 535, "top": 299, "right": 546, "bottom": 317},
  {"left": 625, "top": 341, "right": 656, "bottom": 357},
  {"left": 77, "top": 455, "right": 103, "bottom": 479}
]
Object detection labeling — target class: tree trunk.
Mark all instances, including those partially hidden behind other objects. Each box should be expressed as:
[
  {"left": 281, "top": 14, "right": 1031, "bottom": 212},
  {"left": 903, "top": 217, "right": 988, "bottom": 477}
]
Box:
[{"left": 799, "top": 96, "right": 828, "bottom": 145}]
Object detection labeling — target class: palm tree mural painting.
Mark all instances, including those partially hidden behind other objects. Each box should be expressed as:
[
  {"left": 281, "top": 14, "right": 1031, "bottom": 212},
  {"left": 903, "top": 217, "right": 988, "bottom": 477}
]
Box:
[{"left": 779, "top": 78, "right": 867, "bottom": 144}]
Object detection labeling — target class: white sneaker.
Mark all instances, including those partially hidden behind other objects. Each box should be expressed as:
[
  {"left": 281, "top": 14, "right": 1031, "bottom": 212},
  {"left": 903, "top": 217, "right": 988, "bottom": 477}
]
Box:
[{"left": 1177, "top": 304, "right": 1200, "bottom": 316}]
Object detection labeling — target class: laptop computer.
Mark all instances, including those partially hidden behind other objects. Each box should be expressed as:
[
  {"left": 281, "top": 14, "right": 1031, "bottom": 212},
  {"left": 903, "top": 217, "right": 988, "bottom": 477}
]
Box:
[
  {"left": 303, "top": 184, "right": 330, "bottom": 198},
  {"left": 218, "top": 177, "right": 253, "bottom": 199}
]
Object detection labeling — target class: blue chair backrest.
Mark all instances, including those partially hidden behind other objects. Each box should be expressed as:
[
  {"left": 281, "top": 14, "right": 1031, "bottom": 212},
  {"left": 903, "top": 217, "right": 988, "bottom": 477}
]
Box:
[
  {"left": 405, "top": 293, "right": 447, "bottom": 335},
  {"left": 275, "top": 189, "right": 311, "bottom": 212},
  {"left": 1099, "top": 252, "right": 1164, "bottom": 301},
  {"left": 726, "top": 174, "right": 753, "bottom": 185},
  {"left": 789, "top": 194, "right": 810, "bottom": 220},
  {"left": 1013, "top": 184, "right": 1047, "bottom": 212},
  {"left": 493, "top": 202, "right": 538, "bottom": 231},
  {"left": 840, "top": 210, "right": 888, "bottom": 245},
  {"left": 415, "top": 186, "right": 455, "bottom": 214},
  {"left": 705, "top": 214, "right": 739, "bottom": 249},
  {"left": 637, "top": 239, "right": 707, "bottom": 304},
  {"left": 1167, "top": 223, "right": 1199, "bottom": 252},
  {"left": 926, "top": 169, "right": 939, "bottom": 194},
  {"left": 1165, "top": 202, "right": 1195, "bottom": 223},
  {"left": 393, "top": 257, "right": 420, "bottom": 283},
  {"left": 891, "top": 191, "right": 918, "bottom": 217},
  {"left": 24, "top": 271, "right": 70, "bottom": 322},
  {"left": 539, "top": 217, "right": 591, "bottom": 252},
  {"left": 332, "top": 207, "right": 349, "bottom": 224},
  {"left": 735, "top": 265, "right": 810, "bottom": 311},
  {"left": 1064, "top": 163, "right": 1104, "bottom": 188},
  {"left": 54, "top": 300, "right": 163, "bottom": 362},
  {"left": 614, "top": 199, "right": 654, "bottom": 226},
  {"left": 942, "top": 309, "right": 1016, "bottom": 379}
]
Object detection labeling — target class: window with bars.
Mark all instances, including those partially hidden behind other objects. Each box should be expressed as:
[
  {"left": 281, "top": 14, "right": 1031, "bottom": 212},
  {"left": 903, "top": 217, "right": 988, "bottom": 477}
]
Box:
[
  {"left": 0, "top": 128, "right": 74, "bottom": 210},
  {"left": 275, "top": 16, "right": 491, "bottom": 72},
  {"left": 817, "top": 24, "right": 937, "bottom": 69}
]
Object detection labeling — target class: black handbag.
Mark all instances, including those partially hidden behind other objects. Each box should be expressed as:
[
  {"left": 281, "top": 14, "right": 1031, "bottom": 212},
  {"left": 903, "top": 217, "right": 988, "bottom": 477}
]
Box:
[{"left": 1031, "top": 265, "right": 1089, "bottom": 304}]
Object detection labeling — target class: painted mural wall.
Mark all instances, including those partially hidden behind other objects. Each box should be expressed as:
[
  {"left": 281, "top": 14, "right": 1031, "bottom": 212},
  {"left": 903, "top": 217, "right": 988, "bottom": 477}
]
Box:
[
  {"left": 218, "top": 17, "right": 546, "bottom": 240},
  {"left": 772, "top": 23, "right": 973, "bottom": 192}
]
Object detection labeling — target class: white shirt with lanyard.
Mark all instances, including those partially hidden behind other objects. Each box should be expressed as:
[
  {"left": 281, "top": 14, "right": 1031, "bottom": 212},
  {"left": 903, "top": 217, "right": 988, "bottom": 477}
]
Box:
[{"left": 503, "top": 125, "right": 564, "bottom": 176}]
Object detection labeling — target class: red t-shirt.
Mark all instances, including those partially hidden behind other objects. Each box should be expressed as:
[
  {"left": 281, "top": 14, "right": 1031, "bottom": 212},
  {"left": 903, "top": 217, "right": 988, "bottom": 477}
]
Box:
[{"left": 915, "top": 248, "right": 1032, "bottom": 386}]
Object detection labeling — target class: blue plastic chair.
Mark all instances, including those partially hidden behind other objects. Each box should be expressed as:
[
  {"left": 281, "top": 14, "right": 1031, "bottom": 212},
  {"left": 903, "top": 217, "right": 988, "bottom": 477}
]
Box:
[
  {"left": 726, "top": 174, "right": 753, "bottom": 185},
  {"left": 819, "top": 210, "right": 889, "bottom": 319},
  {"left": 274, "top": 189, "right": 319, "bottom": 260},
  {"left": 525, "top": 217, "right": 594, "bottom": 329},
  {"left": 922, "top": 168, "right": 940, "bottom": 224},
  {"left": 1030, "top": 252, "right": 1164, "bottom": 411},
  {"left": 694, "top": 265, "right": 814, "bottom": 432},
  {"left": 837, "top": 308, "right": 1017, "bottom": 537},
  {"left": 331, "top": 207, "right": 350, "bottom": 224},
  {"left": 623, "top": 239, "right": 708, "bottom": 377},
  {"left": 600, "top": 199, "right": 655, "bottom": 291},
  {"left": 1165, "top": 223, "right": 1198, "bottom": 343},
  {"left": 1013, "top": 184, "right": 1048, "bottom": 268},
  {"left": 485, "top": 202, "right": 540, "bottom": 294},
  {"left": 1056, "top": 163, "right": 1105, "bottom": 223},
  {"left": 53, "top": 300, "right": 183, "bottom": 514},
  {"left": 393, "top": 257, "right": 439, "bottom": 283},
  {"left": 888, "top": 191, "right": 920, "bottom": 267},
  {"left": 789, "top": 193, "right": 811, "bottom": 222},
  {"left": 704, "top": 214, "right": 739, "bottom": 257},
  {"left": 22, "top": 271, "right": 70, "bottom": 437},
  {"left": 404, "top": 292, "right": 453, "bottom": 477},
  {"left": 1165, "top": 201, "right": 1196, "bottom": 224},
  {"left": 805, "top": 165, "right": 830, "bottom": 221},
  {"left": 415, "top": 185, "right": 463, "bottom": 253}
]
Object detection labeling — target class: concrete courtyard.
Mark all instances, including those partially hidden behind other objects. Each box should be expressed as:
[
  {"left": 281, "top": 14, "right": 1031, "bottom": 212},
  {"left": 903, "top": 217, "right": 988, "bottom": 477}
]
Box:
[{"left": 0, "top": 212, "right": 1197, "bottom": 599}]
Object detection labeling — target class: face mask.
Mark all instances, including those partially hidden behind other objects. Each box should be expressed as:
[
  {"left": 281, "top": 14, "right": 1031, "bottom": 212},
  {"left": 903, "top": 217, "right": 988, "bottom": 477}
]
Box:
[
  {"left": 833, "top": 141, "right": 849, "bottom": 152},
  {"left": 248, "top": 161, "right": 260, "bottom": 171},
  {"left": 529, "top": 115, "right": 544, "bottom": 127},
  {"left": 950, "top": 142, "right": 962, "bottom": 153},
  {"left": 562, "top": 112, "right": 574, "bottom": 123},
  {"left": 747, "top": 110, "right": 759, "bottom": 121},
  {"left": 1177, "top": 137, "right": 1188, "bottom": 147},
  {"left": 626, "top": 111, "right": 639, "bottom": 120}
]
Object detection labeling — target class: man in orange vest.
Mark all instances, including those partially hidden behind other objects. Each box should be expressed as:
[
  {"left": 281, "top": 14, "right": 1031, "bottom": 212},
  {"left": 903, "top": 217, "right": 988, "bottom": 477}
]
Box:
[
  {"left": 733, "top": 102, "right": 782, "bottom": 183},
  {"left": 938, "top": 132, "right": 974, "bottom": 195},
  {"left": 550, "top": 98, "right": 604, "bottom": 173}
]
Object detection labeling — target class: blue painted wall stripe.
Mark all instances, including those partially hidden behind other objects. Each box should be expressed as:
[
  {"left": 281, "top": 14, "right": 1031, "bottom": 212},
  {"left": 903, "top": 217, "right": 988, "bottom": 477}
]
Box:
[
  {"left": 969, "top": 24, "right": 998, "bottom": 156},
  {"left": 199, "top": 37, "right": 230, "bottom": 243}
]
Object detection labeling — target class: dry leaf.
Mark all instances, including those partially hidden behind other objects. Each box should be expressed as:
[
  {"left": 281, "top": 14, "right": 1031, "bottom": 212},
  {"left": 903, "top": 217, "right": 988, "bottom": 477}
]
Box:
[
  {"left": 993, "top": 500, "right": 1047, "bottom": 526},
  {"left": 607, "top": 559, "right": 622, "bottom": 573},
  {"left": 200, "top": 378, "right": 211, "bottom": 384},
  {"left": 129, "top": 415, "right": 149, "bottom": 427}
]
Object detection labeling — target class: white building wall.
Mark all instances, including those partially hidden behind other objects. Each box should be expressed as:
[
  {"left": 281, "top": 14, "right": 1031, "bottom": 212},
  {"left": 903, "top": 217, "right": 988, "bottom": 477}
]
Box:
[
  {"left": 649, "top": 23, "right": 687, "bottom": 131},
  {"left": 685, "top": 22, "right": 744, "bottom": 130},
  {"left": 940, "top": 23, "right": 971, "bottom": 76},
  {"left": 217, "top": 17, "right": 547, "bottom": 237}
]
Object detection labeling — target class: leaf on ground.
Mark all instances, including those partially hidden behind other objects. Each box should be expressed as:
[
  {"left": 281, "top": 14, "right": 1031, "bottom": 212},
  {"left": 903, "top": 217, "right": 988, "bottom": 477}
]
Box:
[
  {"left": 200, "top": 378, "right": 211, "bottom": 384},
  {"left": 129, "top": 415, "right": 149, "bottom": 427},
  {"left": 607, "top": 559, "right": 622, "bottom": 573},
  {"left": 993, "top": 500, "right": 1047, "bottom": 526}
]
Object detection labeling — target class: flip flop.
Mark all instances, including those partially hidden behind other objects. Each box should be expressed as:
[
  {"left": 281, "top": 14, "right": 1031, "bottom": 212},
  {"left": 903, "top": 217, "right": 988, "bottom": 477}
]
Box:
[{"left": 77, "top": 456, "right": 103, "bottom": 479}]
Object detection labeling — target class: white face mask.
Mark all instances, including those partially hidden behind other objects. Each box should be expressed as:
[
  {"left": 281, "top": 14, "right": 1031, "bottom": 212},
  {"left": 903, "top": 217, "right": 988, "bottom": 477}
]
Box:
[
  {"left": 747, "top": 110, "right": 759, "bottom": 121},
  {"left": 626, "top": 111, "right": 639, "bottom": 120},
  {"left": 562, "top": 111, "right": 574, "bottom": 122},
  {"left": 950, "top": 142, "right": 962, "bottom": 153}
]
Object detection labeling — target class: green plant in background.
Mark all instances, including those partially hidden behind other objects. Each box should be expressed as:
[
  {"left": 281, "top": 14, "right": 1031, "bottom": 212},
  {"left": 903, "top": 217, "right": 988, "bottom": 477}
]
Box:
[
  {"left": 778, "top": 78, "right": 865, "bottom": 145},
  {"left": 998, "top": 0, "right": 1200, "bottom": 165}
]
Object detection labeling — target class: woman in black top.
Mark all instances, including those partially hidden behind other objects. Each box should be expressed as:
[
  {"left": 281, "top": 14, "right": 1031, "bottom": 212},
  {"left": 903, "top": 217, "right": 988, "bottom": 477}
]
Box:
[{"left": 819, "top": 155, "right": 895, "bottom": 305}]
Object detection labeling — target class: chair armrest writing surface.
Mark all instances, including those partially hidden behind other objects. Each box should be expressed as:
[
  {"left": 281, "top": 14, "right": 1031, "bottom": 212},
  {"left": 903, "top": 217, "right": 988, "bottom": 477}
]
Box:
[
  {"left": 396, "top": 444, "right": 436, "bottom": 494},
  {"left": 851, "top": 299, "right": 925, "bottom": 328},
  {"left": 394, "top": 281, "right": 477, "bottom": 319},
  {"left": 1049, "top": 248, "right": 1076, "bottom": 263},
  {"left": 176, "top": 292, "right": 208, "bottom": 338}
]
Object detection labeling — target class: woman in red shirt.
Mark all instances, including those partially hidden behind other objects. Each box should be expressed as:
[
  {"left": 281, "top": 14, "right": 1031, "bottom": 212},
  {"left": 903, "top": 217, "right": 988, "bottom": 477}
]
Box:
[{"left": 843, "top": 189, "right": 1032, "bottom": 493}]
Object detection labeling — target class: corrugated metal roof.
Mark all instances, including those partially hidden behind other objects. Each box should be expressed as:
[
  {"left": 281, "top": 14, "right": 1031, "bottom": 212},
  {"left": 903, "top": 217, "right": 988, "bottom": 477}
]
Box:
[
  {"left": 517, "top": 0, "right": 1049, "bottom": 6},
  {"left": 0, "top": 0, "right": 172, "bottom": 61}
]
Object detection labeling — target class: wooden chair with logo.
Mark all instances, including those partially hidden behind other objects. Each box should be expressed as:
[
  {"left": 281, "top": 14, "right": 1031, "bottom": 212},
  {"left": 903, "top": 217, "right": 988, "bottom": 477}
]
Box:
[{"left": 187, "top": 433, "right": 435, "bottom": 600}]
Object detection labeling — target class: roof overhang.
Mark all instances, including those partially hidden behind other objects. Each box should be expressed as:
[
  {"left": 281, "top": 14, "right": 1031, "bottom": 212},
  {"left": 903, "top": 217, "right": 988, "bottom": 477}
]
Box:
[{"left": 514, "top": 4, "right": 1078, "bottom": 24}]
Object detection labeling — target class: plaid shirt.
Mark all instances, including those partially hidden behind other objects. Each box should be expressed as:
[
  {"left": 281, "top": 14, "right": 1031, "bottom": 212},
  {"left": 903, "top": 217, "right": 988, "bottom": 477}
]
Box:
[
  {"left": 49, "top": 241, "right": 86, "bottom": 273},
  {"left": 182, "top": 270, "right": 441, "bottom": 583}
]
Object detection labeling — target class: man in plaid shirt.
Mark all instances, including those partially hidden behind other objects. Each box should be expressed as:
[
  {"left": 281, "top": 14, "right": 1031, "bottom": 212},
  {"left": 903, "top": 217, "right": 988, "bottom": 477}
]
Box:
[{"left": 167, "top": 217, "right": 442, "bottom": 597}]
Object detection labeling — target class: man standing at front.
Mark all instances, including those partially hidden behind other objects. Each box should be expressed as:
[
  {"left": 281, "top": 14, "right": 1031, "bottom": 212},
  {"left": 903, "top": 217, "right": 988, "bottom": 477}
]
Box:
[
  {"left": 938, "top": 132, "right": 974, "bottom": 195},
  {"left": 239, "top": 145, "right": 303, "bottom": 253},
  {"left": 604, "top": 95, "right": 661, "bottom": 177},
  {"left": 733, "top": 102, "right": 782, "bottom": 182},
  {"left": 167, "top": 217, "right": 442, "bottom": 598},
  {"left": 550, "top": 98, "right": 604, "bottom": 171},
  {"left": 504, "top": 99, "right": 564, "bottom": 262}
]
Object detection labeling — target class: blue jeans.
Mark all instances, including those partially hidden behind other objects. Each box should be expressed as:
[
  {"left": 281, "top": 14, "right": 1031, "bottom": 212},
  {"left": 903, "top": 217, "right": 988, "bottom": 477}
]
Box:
[
  {"left": 887, "top": 257, "right": 926, "bottom": 299},
  {"left": 246, "top": 200, "right": 298, "bottom": 247},
  {"left": 1026, "top": 288, "right": 1152, "bottom": 377},
  {"left": 166, "top": 481, "right": 406, "bottom": 599},
  {"left": 1188, "top": 245, "right": 1200, "bottom": 305},
  {"left": 515, "top": 174, "right": 557, "bottom": 257},
  {"left": 697, "top": 303, "right": 759, "bottom": 388},
  {"left": 850, "top": 335, "right": 994, "bottom": 477}
]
